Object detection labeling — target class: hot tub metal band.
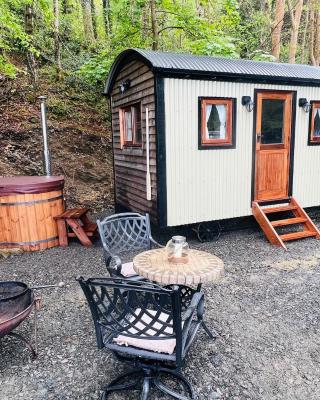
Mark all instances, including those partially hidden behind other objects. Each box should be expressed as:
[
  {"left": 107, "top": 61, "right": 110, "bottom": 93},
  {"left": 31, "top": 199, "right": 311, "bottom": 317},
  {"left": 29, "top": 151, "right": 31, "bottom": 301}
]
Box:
[
  {"left": 0, "top": 236, "right": 59, "bottom": 246},
  {"left": 0, "top": 194, "right": 63, "bottom": 207}
]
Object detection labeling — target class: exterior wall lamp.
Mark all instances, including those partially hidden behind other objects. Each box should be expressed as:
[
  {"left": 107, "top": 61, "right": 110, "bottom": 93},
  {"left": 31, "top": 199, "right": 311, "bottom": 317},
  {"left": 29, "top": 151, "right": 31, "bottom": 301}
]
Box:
[
  {"left": 298, "top": 98, "right": 311, "bottom": 113},
  {"left": 241, "top": 96, "right": 254, "bottom": 112}
]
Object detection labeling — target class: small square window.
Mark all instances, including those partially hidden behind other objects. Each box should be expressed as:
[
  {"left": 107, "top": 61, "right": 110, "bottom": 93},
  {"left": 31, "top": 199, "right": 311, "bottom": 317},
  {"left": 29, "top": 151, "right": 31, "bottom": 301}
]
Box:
[
  {"left": 120, "top": 103, "right": 142, "bottom": 147},
  {"left": 309, "top": 101, "right": 320, "bottom": 145},
  {"left": 199, "top": 98, "right": 236, "bottom": 149}
]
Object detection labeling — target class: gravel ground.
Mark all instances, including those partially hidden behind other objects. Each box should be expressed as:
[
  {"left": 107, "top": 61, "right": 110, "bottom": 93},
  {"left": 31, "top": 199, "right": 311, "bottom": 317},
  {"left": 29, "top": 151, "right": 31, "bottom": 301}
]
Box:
[{"left": 1, "top": 223, "right": 320, "bottom": 400}]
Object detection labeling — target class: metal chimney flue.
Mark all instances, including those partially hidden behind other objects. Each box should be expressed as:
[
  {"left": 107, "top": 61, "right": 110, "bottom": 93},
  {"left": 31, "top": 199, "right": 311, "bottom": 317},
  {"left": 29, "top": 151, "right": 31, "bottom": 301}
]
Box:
[{"left": 39, "top": 96, "right": 52, "bottom": 176}]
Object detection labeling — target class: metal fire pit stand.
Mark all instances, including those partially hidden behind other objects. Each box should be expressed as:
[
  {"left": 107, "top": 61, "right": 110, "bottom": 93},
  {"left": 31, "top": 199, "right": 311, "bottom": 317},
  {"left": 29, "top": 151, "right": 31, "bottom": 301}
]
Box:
[
  {"left": 2, "top": 282, "right": 64, "bottom": 360},
  {"left": 6, "top": 296, "right": 41, "bottom": 359}
]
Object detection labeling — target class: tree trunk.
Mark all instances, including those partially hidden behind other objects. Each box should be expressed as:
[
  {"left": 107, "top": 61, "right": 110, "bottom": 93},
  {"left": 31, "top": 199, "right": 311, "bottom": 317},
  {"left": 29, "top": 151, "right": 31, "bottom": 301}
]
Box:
[
  {"left": 102, "top": 0, "right": 111, "bottom": 36},
  {"left": 150, "top": 0, "right": 159, "bottom": 50},
  {"left": 91, "top": 0, "right": 98, "bottom": 40},
  {"left": 141, "top": 2, "right": 148, "bottom": 42},
  {"left": 261, "top": 0, "right": 270, "bottom": 13},
  {"left": 62, "top": 0, "right": 67, "bottom": 14},
  {"left": 271, "top": 0, "right": 285, "bottom": 61},
  {"left": 24, "top": 4, "right": 37, "bottom": 87},
  {"left": 81, "top": 0, "right": 95, "bottom": 43},
  {"left": 310, "top": 0, "right": 317, "bottom": 65},
  {"left": 53, "top": 0, "right": 62, "bottom": 80},
  {"left": 261, "top": 0, "right": 271, "bottom": 46},
  {"left": 315, "top": 7, "right": 320, "bottom": 64},
  {"left": 61, "top": 0, "right": 71, "bottom": 14},
  {"left": 288, "top": 0, "right": 304, "bottom": 64},
  {"left": 301, "top": 0, "right": 310, "bottom": 64}
]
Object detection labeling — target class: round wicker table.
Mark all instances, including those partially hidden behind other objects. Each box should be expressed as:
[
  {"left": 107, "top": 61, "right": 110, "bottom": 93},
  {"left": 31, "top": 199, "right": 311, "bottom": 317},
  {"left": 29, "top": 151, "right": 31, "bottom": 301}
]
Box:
[{"left": 133, "top": 248, "right": 224, "bottom": 286}]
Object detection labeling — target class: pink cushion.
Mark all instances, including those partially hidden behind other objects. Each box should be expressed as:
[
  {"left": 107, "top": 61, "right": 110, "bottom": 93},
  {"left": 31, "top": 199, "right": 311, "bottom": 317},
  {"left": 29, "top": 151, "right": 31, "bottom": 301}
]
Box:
[
  {"left": 121, "top": 262, "right": 137, "bottom": 277},
  {"left": 113, "top": 308, "right": 177, "bottom": 355}
]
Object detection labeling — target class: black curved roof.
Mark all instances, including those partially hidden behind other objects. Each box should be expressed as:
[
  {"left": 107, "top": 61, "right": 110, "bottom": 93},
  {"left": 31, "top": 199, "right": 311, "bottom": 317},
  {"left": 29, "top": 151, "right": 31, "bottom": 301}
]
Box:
[{"left": 105, "top": 48, "right": 320, "bottom": 94}]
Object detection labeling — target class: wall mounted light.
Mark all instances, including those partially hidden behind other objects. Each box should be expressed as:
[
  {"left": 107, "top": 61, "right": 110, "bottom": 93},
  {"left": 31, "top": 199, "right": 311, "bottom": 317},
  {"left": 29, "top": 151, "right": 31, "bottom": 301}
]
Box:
[
  {"left": 241, "top": 96, "right": 254, "bottom": 112},
  {"left": 119, "top": 79, "right": 131, "bottom": 94},
  {"left": 298, "top": 98, "right": 311, "bottom": 113}
]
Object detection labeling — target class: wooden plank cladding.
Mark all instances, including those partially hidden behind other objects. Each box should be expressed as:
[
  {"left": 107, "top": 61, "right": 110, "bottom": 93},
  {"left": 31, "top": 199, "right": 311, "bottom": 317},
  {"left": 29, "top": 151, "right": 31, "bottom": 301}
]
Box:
[
  {"left": 111, "top": 59, "right": 157, "bottom": 221},
  {"left": 0, "top": 190, "right": 64, "bottom": 251}
]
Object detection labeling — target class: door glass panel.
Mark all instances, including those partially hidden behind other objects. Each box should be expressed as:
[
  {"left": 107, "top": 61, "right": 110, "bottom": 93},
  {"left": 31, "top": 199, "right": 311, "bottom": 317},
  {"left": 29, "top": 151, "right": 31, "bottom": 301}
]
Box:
[
  {"left": 313, "top": 106, "right": 320, "bottom": 137},
  {"left": 206, "top": 104, "right": 227, "bottom": 140},
  {"left": 261, "top": 99, "right": 285, "bottom": 144}
]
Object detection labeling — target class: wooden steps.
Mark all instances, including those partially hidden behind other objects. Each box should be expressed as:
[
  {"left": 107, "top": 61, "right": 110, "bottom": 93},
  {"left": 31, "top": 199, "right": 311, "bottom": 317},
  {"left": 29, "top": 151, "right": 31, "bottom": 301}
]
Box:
[
  {"left": 271, "top": 217, "right": 307, "bottom": 227},
  {"left": 252, "top": 197, "right": 320, "bottom": 250},
  {"left": 263, "top": 205, "right": 297, "bottom": 214},
  {"left": 279, "top": 230, "right": 317, "bottom": 242}
]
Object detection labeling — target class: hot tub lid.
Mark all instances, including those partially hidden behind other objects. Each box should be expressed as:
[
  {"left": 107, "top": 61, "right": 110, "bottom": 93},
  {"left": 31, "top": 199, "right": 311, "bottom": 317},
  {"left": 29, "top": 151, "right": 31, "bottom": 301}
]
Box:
[{"left": 0, "top": 176, "right": 64, "bottom": 195}]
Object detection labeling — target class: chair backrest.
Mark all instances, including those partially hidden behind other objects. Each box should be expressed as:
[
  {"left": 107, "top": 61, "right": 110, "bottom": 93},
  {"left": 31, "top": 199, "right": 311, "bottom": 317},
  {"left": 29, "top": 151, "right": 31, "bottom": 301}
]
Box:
[
  {"left": 77, "top": 277, "right": 183, "bottom": 362},
  {"left": 97, "top": 213, "right": 152, "bottom": 259}
]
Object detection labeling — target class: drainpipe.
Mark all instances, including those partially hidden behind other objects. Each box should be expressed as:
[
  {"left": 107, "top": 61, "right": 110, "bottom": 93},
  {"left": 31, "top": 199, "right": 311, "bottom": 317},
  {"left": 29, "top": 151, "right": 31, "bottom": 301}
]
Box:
[{"left": 38, "top": 96, "right": 52, "bottom": 176}]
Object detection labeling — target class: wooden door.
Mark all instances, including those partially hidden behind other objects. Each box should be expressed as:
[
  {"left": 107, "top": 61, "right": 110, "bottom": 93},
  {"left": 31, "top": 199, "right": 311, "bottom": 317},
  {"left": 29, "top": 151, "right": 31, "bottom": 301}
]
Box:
[{"left": 254, "top": 91, "right": 293, "bottom": 201}]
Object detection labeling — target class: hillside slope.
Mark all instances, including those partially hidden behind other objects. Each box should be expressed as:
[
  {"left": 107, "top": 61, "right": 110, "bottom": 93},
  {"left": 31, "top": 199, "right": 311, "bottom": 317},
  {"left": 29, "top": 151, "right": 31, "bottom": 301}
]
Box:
[{"left": 0, "top": 70, "right": 113, "bottom": 212}]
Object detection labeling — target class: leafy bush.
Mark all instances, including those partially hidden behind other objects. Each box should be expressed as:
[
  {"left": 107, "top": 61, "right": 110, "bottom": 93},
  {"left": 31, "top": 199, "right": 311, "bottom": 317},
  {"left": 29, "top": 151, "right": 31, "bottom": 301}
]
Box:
[
  {"left": 46, "top": 98, "right": 70, "bottom": 117},
  {"left": 193, "top": 36, "right": 240, "bottom": 58},
  {"left": 0, "top": 55, "right": 17, "bottom": 78},
  {"left": 77, "top": 49, "right": 117, "bottom": 86},
  {"left": 251, "top": 50, "right": 276, "bottom": 62}
]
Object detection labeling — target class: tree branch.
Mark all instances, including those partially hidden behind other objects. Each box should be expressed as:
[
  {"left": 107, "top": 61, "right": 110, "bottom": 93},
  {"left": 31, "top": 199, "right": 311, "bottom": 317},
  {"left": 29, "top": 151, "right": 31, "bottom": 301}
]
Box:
[
  {"left": 157, "top": 25, "right": 183, "bottom": 34},
  {"left": 156, "top": 9, "right": 183, "bottom": 17}
]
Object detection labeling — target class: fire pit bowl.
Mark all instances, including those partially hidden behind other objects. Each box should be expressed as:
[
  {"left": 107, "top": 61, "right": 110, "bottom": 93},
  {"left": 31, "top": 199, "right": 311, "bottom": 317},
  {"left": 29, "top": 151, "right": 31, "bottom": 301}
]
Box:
[{"left": 0, "top": 281, "right": 36, "bottom": 357}]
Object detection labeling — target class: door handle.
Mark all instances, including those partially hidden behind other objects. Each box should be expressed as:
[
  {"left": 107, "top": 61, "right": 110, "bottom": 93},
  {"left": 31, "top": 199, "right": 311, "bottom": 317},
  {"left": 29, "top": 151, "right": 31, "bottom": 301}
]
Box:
[{"left": 257, "top": 133, "right": 261, "bottom": 143}]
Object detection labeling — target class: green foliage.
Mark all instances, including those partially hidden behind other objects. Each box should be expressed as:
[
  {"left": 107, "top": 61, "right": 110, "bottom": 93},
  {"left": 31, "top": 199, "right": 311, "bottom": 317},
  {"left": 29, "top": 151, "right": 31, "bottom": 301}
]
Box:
[
  {"left": 218, "top": 0, "right": 241, "bottom": 35},
  {"left": 46, "top": 96, "right": 70, "bottom": 117},
  {"left": 192, "top": 36, "right": 239, "bottom": 58},
  {"left": 0, "top": 55, "right": 18, "bottom": 78},
  {"left": 78, "top": 49, "right": 116, "bottom": 85},
  {"left": 0, "top": 0, "right": 39, "bottom": 78},
  {"left": 251, "top": 50, "right": 276, "bottom": 62},
  {"left": 0, "top": 0, "right": 37, "bottom": 53},
  {"left": 238, "top": 1, "right": 272, "bottom": 59},
  {"left": 0, "top": 0, "right": 312, "bottom": 83},
  {"left": 78, "top": 0, "right": 243, "bottom": 84}
]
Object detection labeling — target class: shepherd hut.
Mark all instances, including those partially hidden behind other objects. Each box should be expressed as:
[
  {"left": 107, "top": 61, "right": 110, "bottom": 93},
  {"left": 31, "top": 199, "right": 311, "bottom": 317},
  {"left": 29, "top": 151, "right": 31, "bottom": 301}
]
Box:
[{"left": 105, "top": 48, "right": 320, "bottom": 249}]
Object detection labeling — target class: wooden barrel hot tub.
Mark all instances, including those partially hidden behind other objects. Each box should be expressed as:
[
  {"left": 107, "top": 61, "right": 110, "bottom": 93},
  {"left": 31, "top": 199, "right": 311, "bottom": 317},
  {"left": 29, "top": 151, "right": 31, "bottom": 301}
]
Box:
[{"left": 0, "top": 176, "right": 65, "bottom": 251}]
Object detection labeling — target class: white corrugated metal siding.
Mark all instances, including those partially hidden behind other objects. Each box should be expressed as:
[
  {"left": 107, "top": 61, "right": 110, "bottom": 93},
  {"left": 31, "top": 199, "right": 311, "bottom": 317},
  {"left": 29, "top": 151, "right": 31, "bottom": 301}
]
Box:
[{"left": 164, "top": 78, "right": 320, "bottom": 226}]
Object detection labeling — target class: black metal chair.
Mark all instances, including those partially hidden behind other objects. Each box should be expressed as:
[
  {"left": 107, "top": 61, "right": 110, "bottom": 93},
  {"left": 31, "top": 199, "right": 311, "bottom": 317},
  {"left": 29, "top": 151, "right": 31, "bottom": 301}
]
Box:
[
  {"left": 165, "top": 284, "right": 218, "bottom": 340},
  {"left": 77, "top": 277, "right": 204, "bottom": 400},
  {"left": 97, "top": 212, "right": 162, "bottom": 279}
]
